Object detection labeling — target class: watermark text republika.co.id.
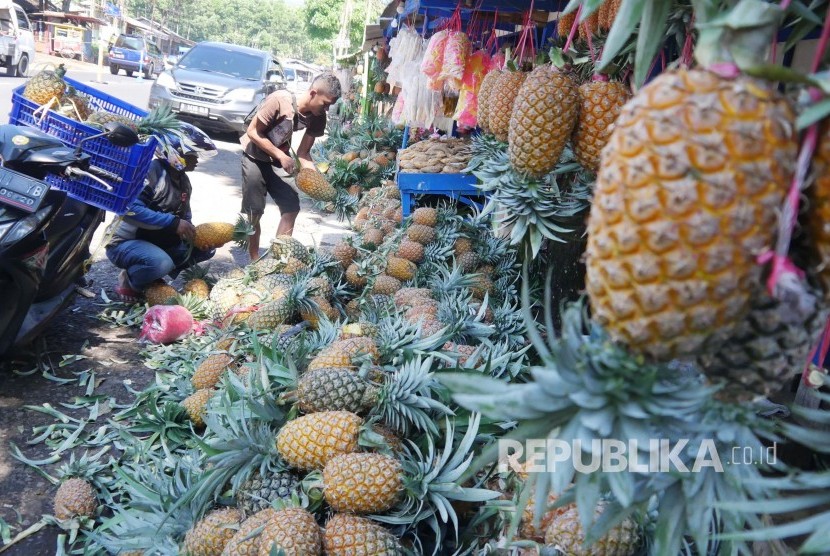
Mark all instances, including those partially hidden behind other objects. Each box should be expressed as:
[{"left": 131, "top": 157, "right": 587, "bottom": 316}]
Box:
[{"left": 498, "top": 439, "right": 778, "bottom": 474}]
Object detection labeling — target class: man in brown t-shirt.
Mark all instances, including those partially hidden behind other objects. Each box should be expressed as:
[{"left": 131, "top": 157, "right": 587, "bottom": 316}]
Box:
[{"left": 240, "top": 72, "right": 341, "bottom": 260}]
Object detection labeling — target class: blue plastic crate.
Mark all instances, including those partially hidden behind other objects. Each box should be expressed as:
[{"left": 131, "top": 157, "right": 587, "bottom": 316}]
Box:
[
  {"left": 396, "top": 171, "right": 484, "bottom": 216},
  {"left": 8, "top": 76, "right": 158, "bottom": 214}
]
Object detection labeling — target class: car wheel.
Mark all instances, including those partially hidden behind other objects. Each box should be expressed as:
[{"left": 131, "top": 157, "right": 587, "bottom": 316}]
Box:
[
  {"left": 13, "top": 54, "right": 27, "bottom": 77},
  {"left": 125, "top": 69, "right": 133, "bottom": 77},
  {"left": 143, "top": 63, "right": 152, "bottom": 79},
  {"left": 109, "top": 63, "right": 118, "bottom": 75}
]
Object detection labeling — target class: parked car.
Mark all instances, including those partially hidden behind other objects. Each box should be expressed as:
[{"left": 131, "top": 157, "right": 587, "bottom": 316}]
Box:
[
  {"left": 148, "top": 41, "right": 287, "bottom": 134},
  {"left": 0, "top": 0, "right": 34, "bottom": 76},
  {"left": 108, "top": 34, "right": 164, "bottom": 78},
  {"left": 283, "top": 64, "right": 314, "bottom": 93}
]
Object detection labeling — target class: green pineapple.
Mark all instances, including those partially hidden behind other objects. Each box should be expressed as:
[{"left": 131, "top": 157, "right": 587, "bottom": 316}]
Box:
[{"left": 235, "top": 469, "right": 300, "bottom": 517}]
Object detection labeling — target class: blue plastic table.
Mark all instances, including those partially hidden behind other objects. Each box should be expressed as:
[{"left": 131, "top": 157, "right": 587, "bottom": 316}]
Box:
[{"left": 396, "top": 171, "right": 485, "bottom": 216}]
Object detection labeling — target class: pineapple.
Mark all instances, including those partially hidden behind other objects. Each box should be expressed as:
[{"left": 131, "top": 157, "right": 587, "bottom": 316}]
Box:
[
  {"left": 235, "top": 470, "right": 299, "bottom": 517},
  {"left": 181, "top": 389, "right": 214, "bottom": 427},
  {"left": 477, "top": 69, "right": 502, "bottom": 135},
  {"left": 85, "top": 110, "right": 136, "bottom": 130},
  {"left": 372, "top": 275, "right": 402, "bottom": 295},
  {"left": 323, "top": 514, "right": 403, "bottom": 556},
  {"left": 23, "top": 64, "right": 67, "bottom": 105},
  {"left": 586, "top": 67, "right": 796, "bottom": 361},
  {"left": 57, "top": 88, "right": 91, "bottom": 121},
  {"left": 385, "top": 257, "right": 417, "bottom": 281},
  {"left": 183, "top": 507, "right": 242, "bottom": 556},
  {"left": 508, "top": 66, "right": 579, "bottom": 178},
  {"left": 454, "top": 237, "right": 472, "bottom": 255},
  {"left": 247, "top": 298, "right": 295, "bottom": 330},
  {"left": 87, "top": 104, "right": 181, "bottom": 138},
  {"left": 276, "top": 411, "right": 363, "bottom": 470},
  {"left": 393, "top": 287, "right": 432, "bottom": 307},
  {"left": 345, "top": 263, "right": 369, "bottom": 288},
  {"left": 144, "top": 282, "right": 177, "bottom": 306},
  {"left": 53, "top": 477, "right": 96, "bottom": 520},
  {"left": 557, "top": 11, "right": 577, "bottom": 40},
  {"left": 296, "top": 367, "right": 379, "bottom": 414},
  {"left": 457, "top": 251, "right": 479, "bottom": 274},
  {"left": 258, "top": 507, "right": 322, "bottom": 555},
  {"left": 296, "top": 167, "right": 337, "bottom": 201},
  {"left": 396, "top": 239, "right": 424, "bottom": 263},
  {"left": 308, "top": 337, "right": 380, "bottom": 371},
  {"left": 809, "top": 123, "right": 830, "bottom": 296},
  {"left": 323, "top": 453, "right": 402, "bottom": 514},
  {"left": 572, "top": 79, "right": 632, "bottom": 173},
  {"left": 222, "top": 508, "right": 276, "bottom": 555},
  {"left": 333, "top": 240, "right": 357, "bottom": 268},
  {"left": 183, "top": 278, "right": 211, "bottom": 299},
  {"left": 281, "top": 257, "right": 308, "bottom": 276},
  {"left": 599, "top": 0, "right": 622, "bottom": 31},
  {"left": 192, "top": 353, "right": 235, "bottom": 390},
  {"left": 578, "top": 8, "right": 601, "bottom": 40},
  {"left": 407, "top": 224, "right": 436, "bottom": 245},
  {"left": 362, "top": 228, "right": 384, "bottom": 248},
  {"left": 412, "top": 207, "right": 437, "bottom": 227},
  {"left": 270, "top": 235, "right": 312, "bottom": 264},
  {"left": 194, "top": 214, "right": 254, "bottom": 250},
  {"left": 308, "top": 275, "right": 334, "bottom": 299},
  {"left": 544, "top": 503, "right": 640, "bottom": 556},
  {"left": 488, "top": 71, "right": 527, "bottom": 143},
  {"left": 300, "top": 295, "right": 330, "bottom": 329}
]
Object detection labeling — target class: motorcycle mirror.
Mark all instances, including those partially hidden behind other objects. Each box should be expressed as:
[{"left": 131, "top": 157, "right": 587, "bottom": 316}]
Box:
[{"left": 104, "top": 123, "right": 140, "bottom": 147}]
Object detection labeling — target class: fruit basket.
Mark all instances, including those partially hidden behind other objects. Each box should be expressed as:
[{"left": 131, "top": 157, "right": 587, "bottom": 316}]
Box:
[
  {"left": 396, "top": 170, "right": 483, "bottom": 216},
  {"left": 8, "top": 76, "right": 157, "bottom": 214}
]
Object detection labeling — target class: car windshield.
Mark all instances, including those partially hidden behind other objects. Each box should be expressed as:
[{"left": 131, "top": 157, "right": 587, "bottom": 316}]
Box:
[
  {"left": 118, "top": 36, "right": 144, "bottom": 50},
  {"left": 178, "top": 46, "right": 264, "bottom": 80}
]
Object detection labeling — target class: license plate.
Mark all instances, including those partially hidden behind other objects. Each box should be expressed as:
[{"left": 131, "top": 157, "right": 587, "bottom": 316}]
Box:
[
  {"left": 179, "top": 103, "right": 209, "bottom": 116},
  {"left": 0, "top": 167, "right": 48, "bottom": 213}
]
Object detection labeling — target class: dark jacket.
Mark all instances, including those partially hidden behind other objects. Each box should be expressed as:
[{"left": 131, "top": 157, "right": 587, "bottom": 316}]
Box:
[{"left": 106, "top": 159, "right": 192, "bottom": 248}]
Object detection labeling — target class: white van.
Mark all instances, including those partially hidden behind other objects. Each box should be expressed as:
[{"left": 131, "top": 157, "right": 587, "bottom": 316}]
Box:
[{"left": 0, "top": 1, "right": 34, "bottom": 76}]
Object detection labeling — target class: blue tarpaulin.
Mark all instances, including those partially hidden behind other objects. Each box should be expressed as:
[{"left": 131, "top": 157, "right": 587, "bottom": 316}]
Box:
[{"left": 402, "top": 0, "right": 566, "bottom": 16}]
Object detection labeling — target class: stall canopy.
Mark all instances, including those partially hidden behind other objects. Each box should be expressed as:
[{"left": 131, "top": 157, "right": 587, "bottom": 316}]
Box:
[{"left": 400, "top": 0, "right": 566, "bottom": 17}]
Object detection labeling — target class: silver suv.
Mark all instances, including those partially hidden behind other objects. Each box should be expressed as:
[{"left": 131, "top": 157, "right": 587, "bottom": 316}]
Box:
[{"left": 148, "top": 42, "right": 287, "bottom": 134}]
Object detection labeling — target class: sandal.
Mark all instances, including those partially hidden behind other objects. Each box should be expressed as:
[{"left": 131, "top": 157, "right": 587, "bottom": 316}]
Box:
[{"left": 115, "top": 270, "right": 142, "bottom": 304}]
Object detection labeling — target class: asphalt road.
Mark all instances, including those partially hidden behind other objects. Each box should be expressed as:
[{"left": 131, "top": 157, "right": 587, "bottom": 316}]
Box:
[{"left": 0, "top": 53, "right": 349, "bottom": 265}]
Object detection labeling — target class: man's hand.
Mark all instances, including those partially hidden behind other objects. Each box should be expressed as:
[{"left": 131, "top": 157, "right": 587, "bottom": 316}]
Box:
[
  {"left": 177, "top": 219, "right": 196, "bottom": 242},
  {"left": 276, "top": 151, "right": 295, "bottom": 174}
]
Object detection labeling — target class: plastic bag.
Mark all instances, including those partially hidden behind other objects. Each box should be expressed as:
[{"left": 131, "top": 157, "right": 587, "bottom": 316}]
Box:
[
  {"left": 392, "top": 90, "right": 406, "bottom": 124},
  {"left": 420, "top": 30, "right": 449, "bottom": 81},
  {"left": 139, "top": 305, "right": 194, "bottom": 344},
  {"left": 439, "top": 31, "right": 471, "bottom": 91},
  {"left": 387, "top": 26, "right": 426, "bottom": 87},
  {"left": 453, "top": 50, "right": 489, "bottom": 128}
]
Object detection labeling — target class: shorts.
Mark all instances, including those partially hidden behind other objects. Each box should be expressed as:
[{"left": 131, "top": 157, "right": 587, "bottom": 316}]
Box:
[{"left": 240, "top": 153, "right": 300, "bottom": 219}]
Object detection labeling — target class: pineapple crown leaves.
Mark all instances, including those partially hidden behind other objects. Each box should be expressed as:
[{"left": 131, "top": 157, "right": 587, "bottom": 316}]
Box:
[
  {"left": 372, "top": 414, "right": 500, "bottom": 547},
  {"left": 375, "top": 355, "right": 453, "bottom": 436}
]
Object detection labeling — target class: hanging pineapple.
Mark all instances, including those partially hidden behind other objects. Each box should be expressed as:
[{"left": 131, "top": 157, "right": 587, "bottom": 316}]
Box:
[
  {"left": 571, "top": 77, "right": 631, "bottom": 172},
  {"left": 508, "top": 65, "right": 579, "bottom": 178},
  {"left": 585, "top": 2, "right": 798, "bottom": 361}
]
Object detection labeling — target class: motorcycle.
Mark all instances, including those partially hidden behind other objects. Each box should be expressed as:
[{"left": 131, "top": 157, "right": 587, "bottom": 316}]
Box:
[{"left": 0, "top": 122, "right": 139, "bottom": 357}]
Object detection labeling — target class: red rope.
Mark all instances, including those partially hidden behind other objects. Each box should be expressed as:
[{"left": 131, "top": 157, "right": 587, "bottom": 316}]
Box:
[{"left": 563, "top": 5, "right": 582, "bottom": 53}]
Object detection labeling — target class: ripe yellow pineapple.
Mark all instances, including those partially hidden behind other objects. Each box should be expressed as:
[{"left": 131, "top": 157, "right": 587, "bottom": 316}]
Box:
[
  {"left": 572, "top": 79, "right": 631, "bottom": 172},
  {"left": 276, "top": 411, "right": 363, "bottom": 470},
  {"left": 599, "top": 0, "right": 622, "bottom": 31},
  {"left": 23, "top": 64, "right": 67, "bottom": 105},
  {"left": 323, "top": 513, "right": 403, "bottom": 556},
  {"left": 557, "top": 11, "right": 577, "bottom": 40},
  {"left": 191, "top": 353, "right": 235, "bottom": 390},
  {"left": 333, "top": 240, "right": 357, "bottom": 268},
  {"left": 396, "top": 239, "right": 424, "bottom": 263},
  {"left": 385, "top": 257, "right": 417, "bottom": 281},
  {"left": 362, "top": 228, "right": 384, "bottom": 248},
  {"left": 578, "top": 8, "right": 600, "bottom": 40},
  {"left": 183, "top": 278, "right": 210, "bottom": 299},
  {"left": 54, "top": 478, "right": 97, "bottom": 520},
  {"left": 508, "top": 66, "right": 579, "bottom": 178},
  {"left": 585, "top": 68, "right": 797, "bottom": 361},
  {"left": 223, "top": 508, "right": 277, "bottom": 555},
  {"left": 488, "top": 71, "right": 527, "bottom": 142},
  {"left": 296, "top": 167, "right": 337, "bottom": 201},
  {"left": 183, "top": 507, "right": 242, "bottom": 556},
  {"left": 323, "top": 453, "right": 403, "bottom": 514},
  {"left": 345, "top": 263, "right": 368, "bottom": 288},
  {"left": 477, "top": 69, "right": 502, "bottom": 135},
  {"left": 393, "top": 287, "right": 432, "bottom": 308},
  {"left": 144, "top": 282, "right": 177, "bottom": 306},
  {"left": 407, "top": 224, "right": 436, "bottom": 245},
  {"left": 372, "top": 275, "right": 402, "bottom": 295},
  {"left": 181, "top": 389, "right": 215, "bottom": 427},
  {"left": 412, "top": 207, "right": 437, "bottom": 227},
  {"left": 308, "top": 337, "right": 380, "bottom": 371},
  {"left": 544, "top": 503, "right": 640, "bottom": 555},
  {"left": 193, "top": 215, "right": 253, "bottom": 250},
  {"left": 255, "top": 507, "right": 321, "bottom": 555}
]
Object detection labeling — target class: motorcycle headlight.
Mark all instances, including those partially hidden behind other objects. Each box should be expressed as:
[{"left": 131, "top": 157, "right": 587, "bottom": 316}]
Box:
[
  {"left": 154, "top": 71, "right": 176, "bottom": 88},
  {"left": 0, "top": 206, "right": 52, "bottom": 246},
  {"left": 225, "top": 88, "right": 257, "bottom": 102}
]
